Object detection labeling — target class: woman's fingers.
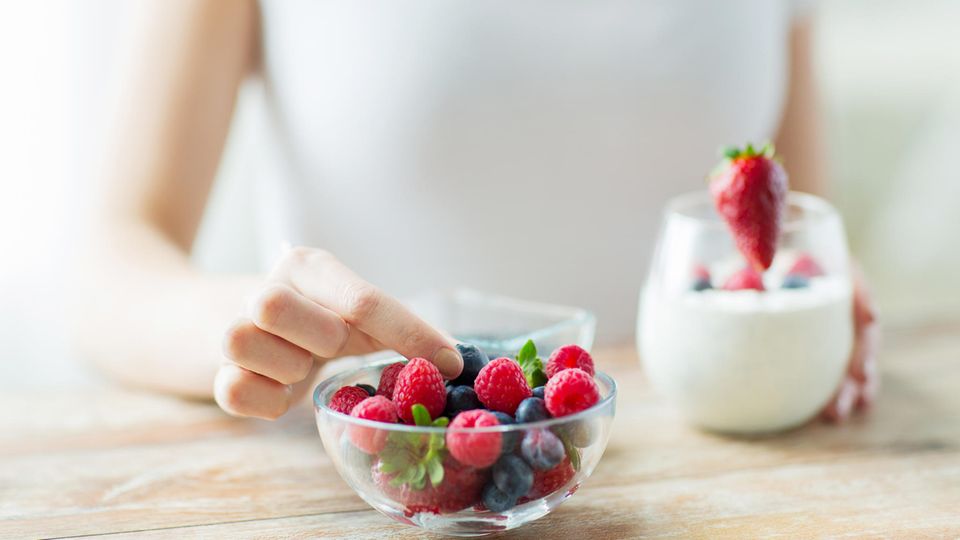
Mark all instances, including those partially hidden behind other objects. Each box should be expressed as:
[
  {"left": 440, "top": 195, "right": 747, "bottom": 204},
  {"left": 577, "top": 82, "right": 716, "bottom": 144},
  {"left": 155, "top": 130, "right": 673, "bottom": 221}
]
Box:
[
  {"left": 277, "top": 248, "right": 463, "bottom": 378},
  {"left": 223, "top": 318, "right": 313, "bottom": 384},
  {"left": 214, "top": 363, "right": 293, "bottom": 420},
  {"left": 248, "top": 283, "right": 384, "bottom": 359},
  {"left": 821, "top": 377, "right": 858, "bottom": 423},
  {"left": 248, "top": 283, "right": 352, "bottom": 358},
  {"left": 822, "top": 265, "right": 881, "bottom": 423}
]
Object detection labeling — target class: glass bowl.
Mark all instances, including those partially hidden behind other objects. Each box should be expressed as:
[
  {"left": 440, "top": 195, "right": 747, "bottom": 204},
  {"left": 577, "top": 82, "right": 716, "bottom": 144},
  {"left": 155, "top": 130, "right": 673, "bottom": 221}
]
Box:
[
  {"left": 405, "top": 288, "right": 597, "bottom": 357},
  {"left": 313, "top": 359, "right": 617, "bottom": 537}
]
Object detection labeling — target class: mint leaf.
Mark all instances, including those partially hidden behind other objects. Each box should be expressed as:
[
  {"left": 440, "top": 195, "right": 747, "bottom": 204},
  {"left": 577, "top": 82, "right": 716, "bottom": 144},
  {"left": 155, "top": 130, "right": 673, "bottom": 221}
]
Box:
[
  {"left": 562, "top": 434, "right": 581, "bottom": 472},
  {"left": 516, "top": 339, "right": 537, "bottom": 365},
  {"left": 427, "top": 457, "right": 444, "bottom": 487},
  {"left": 524, "top": 359, "right": 548, "bottom": 388},
  {"left": 413, "top": 462, "right": 426, "bottom": 484},
  {"left": 411, "top": 404, "right": 432, "bottom": 427},
  {"left": 516, "top": 340, "right": 547, "bottom": 387}
]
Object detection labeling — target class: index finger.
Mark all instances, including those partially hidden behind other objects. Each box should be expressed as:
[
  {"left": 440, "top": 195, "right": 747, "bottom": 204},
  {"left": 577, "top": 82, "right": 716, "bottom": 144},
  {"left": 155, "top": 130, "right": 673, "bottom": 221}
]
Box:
[{"left": 279, "top": 249, "right": 463, "bottom": 378}]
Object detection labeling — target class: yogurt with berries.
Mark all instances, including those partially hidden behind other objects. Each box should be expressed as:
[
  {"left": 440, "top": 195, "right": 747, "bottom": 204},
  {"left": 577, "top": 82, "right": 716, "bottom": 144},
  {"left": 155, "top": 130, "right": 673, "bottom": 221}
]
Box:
[{"left": 639, "top": 269, "right": 853, "bottom": 434}]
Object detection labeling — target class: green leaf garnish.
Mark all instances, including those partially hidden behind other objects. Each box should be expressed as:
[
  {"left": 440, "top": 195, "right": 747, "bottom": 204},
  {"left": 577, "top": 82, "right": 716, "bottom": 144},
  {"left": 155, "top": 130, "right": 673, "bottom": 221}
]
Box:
[
  {"left": 427, "top": 457, "right": 444, "bottom": 487},
  {"left": 411, "top": 404, "right": 432, "bottom": 427},
  {"left": 515, "top": 339, "right": 548, "bottom": 388},
  {"left": 379, "top": 406, "right": 449, "bottom": 492},
  {"left": 719, "top": 141, "right": 775, "bottom": 161},
  {"left": 517, "top": 339, "right": 537, "bottom": 365},
  {"left": 525, "top": 358, "right": 548, "bottom": 388},
  {"left": 562, "top": 435, "right": 582, "bottom": 472}
]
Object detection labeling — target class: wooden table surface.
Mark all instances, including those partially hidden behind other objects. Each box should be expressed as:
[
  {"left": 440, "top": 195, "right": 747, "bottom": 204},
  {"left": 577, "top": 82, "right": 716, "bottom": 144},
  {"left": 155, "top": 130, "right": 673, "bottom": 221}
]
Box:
[{"left": 3, "top": 316, "right": 959, "bottom": 539}]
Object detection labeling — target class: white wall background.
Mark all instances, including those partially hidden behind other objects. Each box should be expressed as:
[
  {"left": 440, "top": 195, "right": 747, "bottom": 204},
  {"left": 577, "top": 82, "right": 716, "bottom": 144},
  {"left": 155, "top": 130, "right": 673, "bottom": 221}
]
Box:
[{"left": 1, "top": 1, "right": 958, "bottom": 387}]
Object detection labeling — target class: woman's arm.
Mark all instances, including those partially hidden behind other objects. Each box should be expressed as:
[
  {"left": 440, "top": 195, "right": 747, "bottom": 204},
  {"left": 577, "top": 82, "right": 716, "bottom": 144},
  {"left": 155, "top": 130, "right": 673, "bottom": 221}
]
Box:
[
  {"left": 71, "top": 0, "right": 260, "bottom": 398},
  {"left": 70, "top": 0, "right": 462, "bottom": 412},
  {"left": 775, "top": 17, "right": 826, "bottom": 197}
]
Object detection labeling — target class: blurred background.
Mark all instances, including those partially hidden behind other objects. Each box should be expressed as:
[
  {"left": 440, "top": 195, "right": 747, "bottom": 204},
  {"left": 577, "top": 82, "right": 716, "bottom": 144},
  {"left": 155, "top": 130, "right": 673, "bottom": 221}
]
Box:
[{"left": 1, "top": 1, "right": 958, "bottom": 387}]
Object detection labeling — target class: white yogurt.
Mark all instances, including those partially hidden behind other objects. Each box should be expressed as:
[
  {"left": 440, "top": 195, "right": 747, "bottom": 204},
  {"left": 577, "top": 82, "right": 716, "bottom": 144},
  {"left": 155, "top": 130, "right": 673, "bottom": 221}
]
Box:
[{"left": 638, "top": 276, "right": 853, "bottom": 434}]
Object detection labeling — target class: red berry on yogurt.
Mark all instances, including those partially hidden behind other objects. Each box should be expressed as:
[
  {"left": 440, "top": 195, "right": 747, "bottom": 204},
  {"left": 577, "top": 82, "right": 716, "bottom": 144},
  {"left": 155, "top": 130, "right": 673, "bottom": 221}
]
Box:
[{"left": 723, "top": 267, "right": 766, "bottom": 291}]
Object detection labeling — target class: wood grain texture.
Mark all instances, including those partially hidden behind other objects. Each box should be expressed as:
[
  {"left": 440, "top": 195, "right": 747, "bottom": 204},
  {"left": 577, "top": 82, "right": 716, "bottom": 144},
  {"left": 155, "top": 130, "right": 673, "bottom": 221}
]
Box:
[{"left": 2, "top": 316, "right": 959, "bottom": 539}]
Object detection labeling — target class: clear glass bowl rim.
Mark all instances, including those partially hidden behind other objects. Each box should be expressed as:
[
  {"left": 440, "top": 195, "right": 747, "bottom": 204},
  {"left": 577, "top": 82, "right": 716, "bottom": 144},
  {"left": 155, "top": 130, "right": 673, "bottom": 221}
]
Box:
[
  {"left": 664, "top": 190, "right": 839, "bottom": 233},
  {"left": 314, "top": 357, "right": 617, "bottom": 434}
]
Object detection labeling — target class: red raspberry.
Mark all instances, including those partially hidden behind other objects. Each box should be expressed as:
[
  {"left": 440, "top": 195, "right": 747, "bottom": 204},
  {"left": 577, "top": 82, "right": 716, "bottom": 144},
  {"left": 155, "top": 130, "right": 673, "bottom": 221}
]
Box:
[
  {"left": 544, "top": 368, "right": 599, "bottom": 417},
  {"left": 474, "top": 358, "right": 532, "bottom": 415},
  {"left": 446, "top": 410, "right": 502, "bottom": 468},
  {"left": 373, "top": 456, "right": 488, "bottom": 515},
  {"left": 329, "top": 385, "right": 370, "bottom": 415},
  {"left": 723, "top": 266, "right": 765, "bottom": 291},
  {"left": 376, "top": 362, "right": 405, "bottom": 398},
  {"left": 392, "top": 358, "right": 447, "bottom": 423},
  {"left": 525, "top": 456, "right": 576, "bottom": 499},
  {"left": 348, "top": 396, "right": 398, "bottom": 454},
  {"left": 545, "top": 344, "right": 595, "bottom": 379},
  {"left": 788, "top": 253, "right": 825, "bottom": 278}
]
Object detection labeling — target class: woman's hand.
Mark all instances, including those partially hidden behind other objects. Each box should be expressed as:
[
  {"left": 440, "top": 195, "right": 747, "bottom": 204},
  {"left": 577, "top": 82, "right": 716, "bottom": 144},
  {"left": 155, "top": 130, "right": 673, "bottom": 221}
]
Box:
[
  {"left": 215, "top": 247, "right": 463, "bottom": 419},
  {"left": 821, "top": 265, "right": 880, "bottom": 422}
]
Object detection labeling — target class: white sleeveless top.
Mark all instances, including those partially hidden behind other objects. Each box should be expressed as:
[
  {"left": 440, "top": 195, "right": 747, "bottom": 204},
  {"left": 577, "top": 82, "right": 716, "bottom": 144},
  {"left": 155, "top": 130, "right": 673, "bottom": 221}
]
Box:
[{"left": 253, "top": 0, "right": 804, "bottom": 344}]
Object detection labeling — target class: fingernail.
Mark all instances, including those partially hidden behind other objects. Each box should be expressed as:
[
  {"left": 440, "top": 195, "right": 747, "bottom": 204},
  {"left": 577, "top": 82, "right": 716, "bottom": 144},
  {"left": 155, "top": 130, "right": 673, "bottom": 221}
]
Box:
[{"left": 433, "top": 347, "right": 463, "bottom": 379}]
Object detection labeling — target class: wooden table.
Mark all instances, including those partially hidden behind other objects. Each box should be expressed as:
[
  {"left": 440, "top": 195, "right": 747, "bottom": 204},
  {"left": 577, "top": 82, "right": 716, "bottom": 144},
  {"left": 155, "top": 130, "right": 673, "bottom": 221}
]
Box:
[{"left": 3, "top": 317, "right": 959, "bottom": 539}]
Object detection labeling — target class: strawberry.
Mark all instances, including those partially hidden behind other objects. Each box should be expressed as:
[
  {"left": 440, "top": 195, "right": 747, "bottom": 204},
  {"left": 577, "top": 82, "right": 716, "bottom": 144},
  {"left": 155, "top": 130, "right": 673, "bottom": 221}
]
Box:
[
  {"left": 371, "top": 456, "right": 490, "bottom": 517},
  {"left": 709, "top": 143, "right": 788, "bottom": 271}
]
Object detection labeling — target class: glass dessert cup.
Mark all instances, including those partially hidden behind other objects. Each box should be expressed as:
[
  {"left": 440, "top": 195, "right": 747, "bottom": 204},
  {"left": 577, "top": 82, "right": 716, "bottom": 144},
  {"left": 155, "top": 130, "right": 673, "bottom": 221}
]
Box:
[
  {"left": 314, "top": 360, "right": 617, "bottom": 537},
  {"left": 638, "top": 191, "right": 854, "bottom": 434}
]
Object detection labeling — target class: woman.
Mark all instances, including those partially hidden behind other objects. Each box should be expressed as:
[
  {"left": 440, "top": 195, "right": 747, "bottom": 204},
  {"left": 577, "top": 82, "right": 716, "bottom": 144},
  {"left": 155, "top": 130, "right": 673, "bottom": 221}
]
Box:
[{"left": 73, "top": 0, "right": 877, "bottom": 421}]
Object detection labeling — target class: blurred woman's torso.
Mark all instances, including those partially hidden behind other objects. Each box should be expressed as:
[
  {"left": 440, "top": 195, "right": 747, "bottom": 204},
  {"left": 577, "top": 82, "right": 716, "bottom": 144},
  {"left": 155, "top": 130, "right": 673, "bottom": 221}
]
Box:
[{"left": 254, "top": 0, "right": 798, "bottom": 343}]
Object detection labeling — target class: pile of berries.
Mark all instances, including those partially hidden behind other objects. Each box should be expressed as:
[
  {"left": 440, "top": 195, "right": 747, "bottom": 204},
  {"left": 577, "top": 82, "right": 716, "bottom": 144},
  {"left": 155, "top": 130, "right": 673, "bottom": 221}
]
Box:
[
  {"left": 689, "top": 253, "right": 826, "bottom": 293},
  {"left": 327, "top": 341, "right": 603, "bottom": 516}
]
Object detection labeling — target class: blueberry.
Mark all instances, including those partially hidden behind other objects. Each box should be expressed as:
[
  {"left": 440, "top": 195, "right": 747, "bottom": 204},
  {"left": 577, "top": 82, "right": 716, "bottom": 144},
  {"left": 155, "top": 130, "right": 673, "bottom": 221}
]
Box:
[
  {"left": 782, "top": 274, "right": 810, "bottom": 289},
  {"left": 521, "top": 428, "right": 565, "bottom": 470},
  {"left": 692, "top": 277, "right": 712, "bottom": 291},
  {"left": 444, "top": 385, "right": 482, "bottom": 418},
  {"left": 493, "top": 455, "right": 533, "bottom": 499},
  {"left": 515, "top": 397, "right": 550, "bottom": 424},
  {"left": 451, "top": 343, "right": 490, "bottom": 386},
  {"left": 481, "top": 482, "right": 517, "bottom": 512},
  {"left": 491, "top": 411, "right": 521, "bottom": 453},
  {"left": 531, "top": 386, "right": 546, "bottom": 400},
  {"left": 355, "top": 383, "right": 376, "bottom": 397}
]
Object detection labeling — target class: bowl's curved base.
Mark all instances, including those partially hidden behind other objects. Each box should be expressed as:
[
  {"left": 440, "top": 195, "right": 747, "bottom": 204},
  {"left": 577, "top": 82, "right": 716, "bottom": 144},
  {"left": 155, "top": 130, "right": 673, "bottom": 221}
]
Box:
[{"left": 374, "top": 490, "right": 573, "bottom": 537}]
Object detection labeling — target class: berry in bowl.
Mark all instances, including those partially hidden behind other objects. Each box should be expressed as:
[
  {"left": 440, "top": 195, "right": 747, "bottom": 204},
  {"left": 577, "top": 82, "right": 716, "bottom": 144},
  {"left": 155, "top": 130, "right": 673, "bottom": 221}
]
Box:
[{"left": 314, "top": 340, "right": 616, "bottom": 536}]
